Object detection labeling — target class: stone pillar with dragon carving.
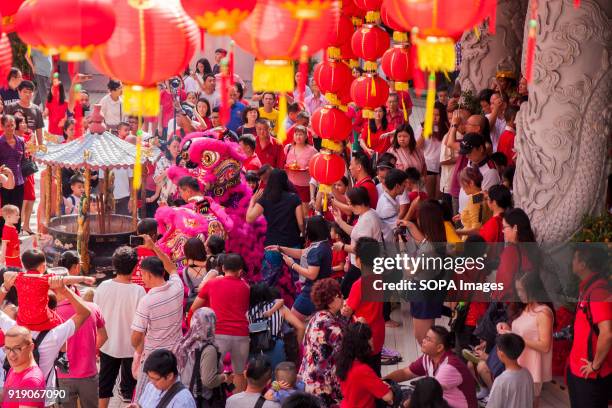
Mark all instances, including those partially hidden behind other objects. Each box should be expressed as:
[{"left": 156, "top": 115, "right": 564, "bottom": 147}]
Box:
[
  {"left": 514, "top": 0, "right": 611, "bottom": 244},
  {"left": 458, "top": 0, "right": 528, "bottom": 93}
]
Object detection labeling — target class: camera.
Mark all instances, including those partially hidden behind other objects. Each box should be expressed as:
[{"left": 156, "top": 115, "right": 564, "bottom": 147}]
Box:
[
  {"left": 55, "top": 352, "right": 70, "bottom": 374},
  {"left": 169, "top": 78, "right": 181, "bottom": 90},
  {"left": 129, "top": 235, "right": 145, "bottom": 247}
]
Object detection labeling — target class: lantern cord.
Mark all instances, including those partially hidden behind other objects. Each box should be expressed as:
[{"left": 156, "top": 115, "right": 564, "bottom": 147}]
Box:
[
  {"left": 525, "top": 0, "right": 538, "bottom": 83},
  {"left": 277, "top": 93, "right": 288, "bottom": 144},
  {"left": 133, "top": 122, "right": 143, "bottom": 191},
  {"left": 423, "top": 73, "right": 436, "bottom": 138}
]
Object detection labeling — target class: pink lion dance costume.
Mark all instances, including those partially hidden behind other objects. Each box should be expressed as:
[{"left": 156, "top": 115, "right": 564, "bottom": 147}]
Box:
[{"left": 154, "top": 132, "right": 267, "bottom": 282}]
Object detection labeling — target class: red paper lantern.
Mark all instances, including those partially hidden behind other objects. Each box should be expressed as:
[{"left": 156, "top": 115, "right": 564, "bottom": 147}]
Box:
[
  {"left": 330, "top": 14, "right": 354, "bottom": 47},
  {"left": 351, "top": 24, "right": 389, "bottom": 71},
  {"left": 353, "top": 0, "right": 383, "bottom": 12},
  {"left": 350, "top": 75, "right": 389, "bottom": 118},
  {"left": 15, "top": 0, "right": 116, "bottom": 61},
  {"left": 342, "top": 0, "right": 366, "bottom": 18},
  {"left": 309, "top": 151, "right": 346, "bottom": 185},
  {"left": 14, "top": 0, "right": 46, "bottom": 49},
  {"left": 311, "top": 106, "right": 352, "bottom": 143},
  {"left": 381, "top": 45, "right": 413, "bottom": 91},
  {"left": 380, "top": 1, "right": 409, "bottom": 43},
  {"left": 90, "top": 0, "right": 198, "bottom": 116},
  {"left": 0, "top": 0, "right": 24, "bottom": 33},
  {"left": 0, "top": 33, "right": 13, "bottom": 88},
  {"left": 181, "top": 0, "right": 256, "bottom": 36},
  {"left": 313, "top": 60, "right": 353, "bottom": 95}
]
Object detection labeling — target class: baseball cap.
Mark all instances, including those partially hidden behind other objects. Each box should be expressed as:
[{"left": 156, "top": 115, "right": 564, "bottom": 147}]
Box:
[
  {"left": 459, "top": 133, "right": 486, "bottom": 155},
  {"left": 376, "top": 160, "right": 394, "bottom": 170}
]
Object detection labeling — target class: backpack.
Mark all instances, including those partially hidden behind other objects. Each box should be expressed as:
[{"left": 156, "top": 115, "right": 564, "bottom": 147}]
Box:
[{"left": 189, "top": 345, "right": 229, "bottom": 408}]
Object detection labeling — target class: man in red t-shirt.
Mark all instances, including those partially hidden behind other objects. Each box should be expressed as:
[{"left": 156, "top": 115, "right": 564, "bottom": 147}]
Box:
[
  {"left": 238, "top": 135, "right": 262, "bottom": 172},
  {"left": 3, "top": 326, "right": 45, "bottom": 408},
  {"left": 567, "top": 246, "right": 612, "bottom": 408},
  {"left": 192, "top": 254, "right": 250, "bottom": 392},
  {"left": 342, "top": 237, "right": 385, "bottom": 376},
  {"left": 254, "top": 119, "right": 285, "bottom": 169}
]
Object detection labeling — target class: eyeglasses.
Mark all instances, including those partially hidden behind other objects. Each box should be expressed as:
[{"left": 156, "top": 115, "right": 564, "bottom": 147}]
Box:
[{"left": 4, "top": 342, "right": 31, "bottom": 355}]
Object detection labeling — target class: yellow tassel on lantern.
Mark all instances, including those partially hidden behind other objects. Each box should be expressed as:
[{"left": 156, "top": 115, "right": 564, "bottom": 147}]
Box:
[
  {"left": 395, "top": 82, "right": 409, "bottom": 91},
  {"left": 133, "top": 130, "right": 142, "bottom": 190},
  {"left": 367, "top": 126, "right": 371, "bottom": 147},
  {"left": 474, "top": 26, "right": 481, "bottom": 40},
  {"left": 415, "top": 36, "right": 456, "bottom": 73},
  {"left": 124, "top": 85, "right": 161, "bottom": 117},
  {"left": 252, "top": 60, "right": 295, "bottom": 93},
  {"left": 277, "top": 93, "right": 288, "bottom": 144},
  {"left": 365, "top": 11, "right": 380, "bottom": 24},
  {"left": 363, "top": 61, "right": 378, "bottom": 72},
  {"left": 423, "top": 73, "right": 436, "bottom": 138},
  {"left": 401, "top": 95, "right": 408, "bottom": 122},
  {"left": 327, "top": 46, "right": 341, "bottom": 60},
  {"left": 371, "top": 76, "right": 377, "bottom": 97},
  {"left": 393, "top": 31, "right": 409, "bottom": 43},
  {"left": 319, "top": 184, "right": 332, "bottom": 211}
]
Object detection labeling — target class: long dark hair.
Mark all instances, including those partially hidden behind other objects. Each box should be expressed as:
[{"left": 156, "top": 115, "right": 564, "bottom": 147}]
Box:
[
  {"left": 165, "top": 136, "right": 181, "bottom": 161},
  {"left": 195, "top": 58, "right": 212, "bottom": 76},
  {"left": 433, "top": 101, "right": 449, "bottom": 142},
  {"left": 417, "top": 199, "right": 447, "bottom": 244},
  {"left": 512, "top": 271, "right": 555, "bottom": 324},
  {"left": 369, "top": 106, "right": 388, "bottom": 133},
  {"left": 391, "top": 123, "right": 417, "bottom": 151},
  {"left": 335, "top": 323, "right": 373, "bottom": 381},
  {"left": 262, "top": 169, "right": 294, "bottom": 203},
  {"left": 503, "top": 208, "right": 536, "bottom": 243},
  {"left": 47, "top": 81, "right": 66, "bottom": 105},
  {"left": 409, "top": 377, "right": 450, "bottom": 408}
]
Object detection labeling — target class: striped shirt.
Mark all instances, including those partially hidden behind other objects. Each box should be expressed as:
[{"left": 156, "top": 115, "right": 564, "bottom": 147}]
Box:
[
  {"left": 0, "top": 136, "right": 25, "bottom": 185},
  {"left": 248, "top": 301, "right": 283, "bottom": 338},
  {"left": 131, "top": 274, "right": 184, "bottom": 354}
]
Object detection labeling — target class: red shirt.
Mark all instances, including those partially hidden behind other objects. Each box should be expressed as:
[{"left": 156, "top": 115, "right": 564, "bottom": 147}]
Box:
[
  {"left": 355, "top": 177, "right": 378, "bottom": 209},
  {"left": 569, "top": 273, "right": 612, "bottom": 378},
  {"left": 198, "top": 275, "right": 250, "bottom": 336},
  {"left": 387, "top": 109, "right": 406, "bottom": 131},
  {"left": 45, "top": 99, "right": 68, "bottom": 136},
  {"left": 331, "top": 248, "right": 347, "bottom": 279},
  {"left": 479, "top": 214, "right": 503, "bottom": 243},
  {"left": 494, "top": 245, "right": 532, "bottom": 301},
  {"left": 2, "top": 224, "right": 22, "bottom": 268},
  {"left": 3, "top": 365, "right": 45, "bottom": 407},
  {"left": 360, "top": 126, "right": 391, "bottom": 154},
  {"left": 15, "top": 272, "right": 62, "bottom": 331},
  {"left": 347, "top": 278, "right": 385, "bottom": 354},
  {"left": 339, "top": 360, "right": 390, "bottom": 408},
  {"left": 133, "top": 246, "right": 156, "bottom": 291},
  {"left": 243, "top": 154, "right": 262, "bottom": 172},
  {"left": 496, "top": 128, "right": 516, "bottom": 167},
  {"left": 255, "top": 136, "right": 285, "bottom": 169}
]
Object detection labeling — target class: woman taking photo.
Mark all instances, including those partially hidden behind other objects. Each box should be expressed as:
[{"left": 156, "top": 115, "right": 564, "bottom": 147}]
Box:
[
  {"left": 336, "top": 322, "right": 393, "bottom": 408},
  {"left": 416, "top": 101, "right": 449, "bottom": 198},
  {"left": 238, "top": 107, "right": 259, "bottom": 136},
  {"left": 299, "top": 278, "right": 345, "bottom": 408},
  {"left": 495, "top": 208, "right": 538, "bottom": 301},
  {"left": 398, "top": 199, "right": 448, "bottom": 345},
  {"left": 246, "top": 169, "right": 304, "bottom": 287},
  {"left": 497, "top": 272, "right": 554, "bottom": 408},
  {"left": 387, "top": 123, "right": 426, "bottom": 175},
  {"left": 267, "top": 216, "right": 333, "bottom": 320},
  {"left": 331, "top": 186, "right": 383, "bottom": 298},
  {"left": 285, "top": 125, "right": 318, "bottom": 214},
  {"left": 247, "top": 282, "right": 305, "bottom": 369},
  {"left": 0, "top": 115, "right": 25, "bottom": 230},
  {"left": 360, "top": 106, "right": 392, "bottom": 157}
]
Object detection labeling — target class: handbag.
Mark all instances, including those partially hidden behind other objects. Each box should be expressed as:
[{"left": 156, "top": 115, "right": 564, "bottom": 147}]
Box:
[
  {"left": 20, "top": 138, "right": 38, "bottom": 177},
  {"left": 249, "top": 318, "right": 274, "bottom": 354},
  {"left": 190, "top": 346, "right": 229, "bottom": 408}
]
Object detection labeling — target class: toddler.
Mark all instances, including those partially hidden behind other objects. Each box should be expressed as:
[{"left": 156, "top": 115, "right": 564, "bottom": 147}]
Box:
[
  {"left": 63, "top": 174, "right": 85, "bottom": 215},
  {"left": 0, "top": 205, "right": 22, "bottom": 269},
  {"left": 264, "top": 362, "right": 305, "bottom": 404},
  {"left": 330, "top": 222, "right": 349, "bottom": 280}
]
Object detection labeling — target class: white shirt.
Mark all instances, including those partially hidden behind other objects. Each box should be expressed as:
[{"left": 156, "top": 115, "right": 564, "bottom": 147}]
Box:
[
  {"left": 201, "top": 90, "right": 220, "bottom": 109},
  {"left": 417, "top": 135, "right": 442, "bottom": 173},
  {"left": 0, "top": 312, "right": 75, "bottom": 392},
  {"left": 99, "top": 94, "right": 123, "bottom": 127},
  {"left": 138, "top": 381, "right": 196, "bottom": 408},
  {"left": 182, "top": 76, "right": 200, "bottom": 94},
  {"left": 458, "top": 159, "right": 501, "bottom": 212},
  {"left": 376, "top": 191, "right": 400, "bottom": 244},
  {"left": 486, "top": 113, "right": 506, "bottom": 151},
  {"left": 112, "top": 168, "right": 133, "bottom": 200},
  {"left": 350, "top": 209, "right": 383, "bottom": 264},
  {"left": 377, "top": 183, "right": 408, "bottom": 206},
  {"left": 94, "top": 279, "right": 146, "bottom": 358}
]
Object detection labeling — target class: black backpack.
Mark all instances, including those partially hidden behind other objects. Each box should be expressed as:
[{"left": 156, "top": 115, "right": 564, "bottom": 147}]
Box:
[{"left": 189, "top": 345, "right": 229, "bottom": 408}]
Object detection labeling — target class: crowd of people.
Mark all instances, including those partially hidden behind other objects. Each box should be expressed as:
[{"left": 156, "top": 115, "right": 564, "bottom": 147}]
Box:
[{"left": 0, "top": 49, "right": 608, "bottom": 408}]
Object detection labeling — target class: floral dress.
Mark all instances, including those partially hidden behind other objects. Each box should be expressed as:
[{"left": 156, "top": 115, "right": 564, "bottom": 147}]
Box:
[{"left": 298, "top": 310, "right": 345, "bottom": 407}]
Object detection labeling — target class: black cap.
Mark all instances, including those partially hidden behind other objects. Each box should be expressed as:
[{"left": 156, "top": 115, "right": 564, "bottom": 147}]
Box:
[
  {"left": 459, "top": 133, "right": 486, "bottom": 155},
  {"left": 376, "top": 160, "right": 394, "bottom": 170}
]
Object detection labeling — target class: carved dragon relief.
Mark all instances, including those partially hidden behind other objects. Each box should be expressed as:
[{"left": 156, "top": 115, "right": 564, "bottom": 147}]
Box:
[
  {"left": 458, "top": 0, "right": 528, "bottom": 92},
  {"left": 514, "top": 0, "right": 612, "bottom": 243}
]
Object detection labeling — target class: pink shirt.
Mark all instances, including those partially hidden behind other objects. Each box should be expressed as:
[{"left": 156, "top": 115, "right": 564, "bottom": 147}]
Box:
[
  {"left": 284, "top": 144, "right": 318, "bottom": 186},
  {"left": 56, "top": 300, "right": 105, "bottom": 379},
  {"left": 3, "top": 365, "right": 45, "bottom": 407}
]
